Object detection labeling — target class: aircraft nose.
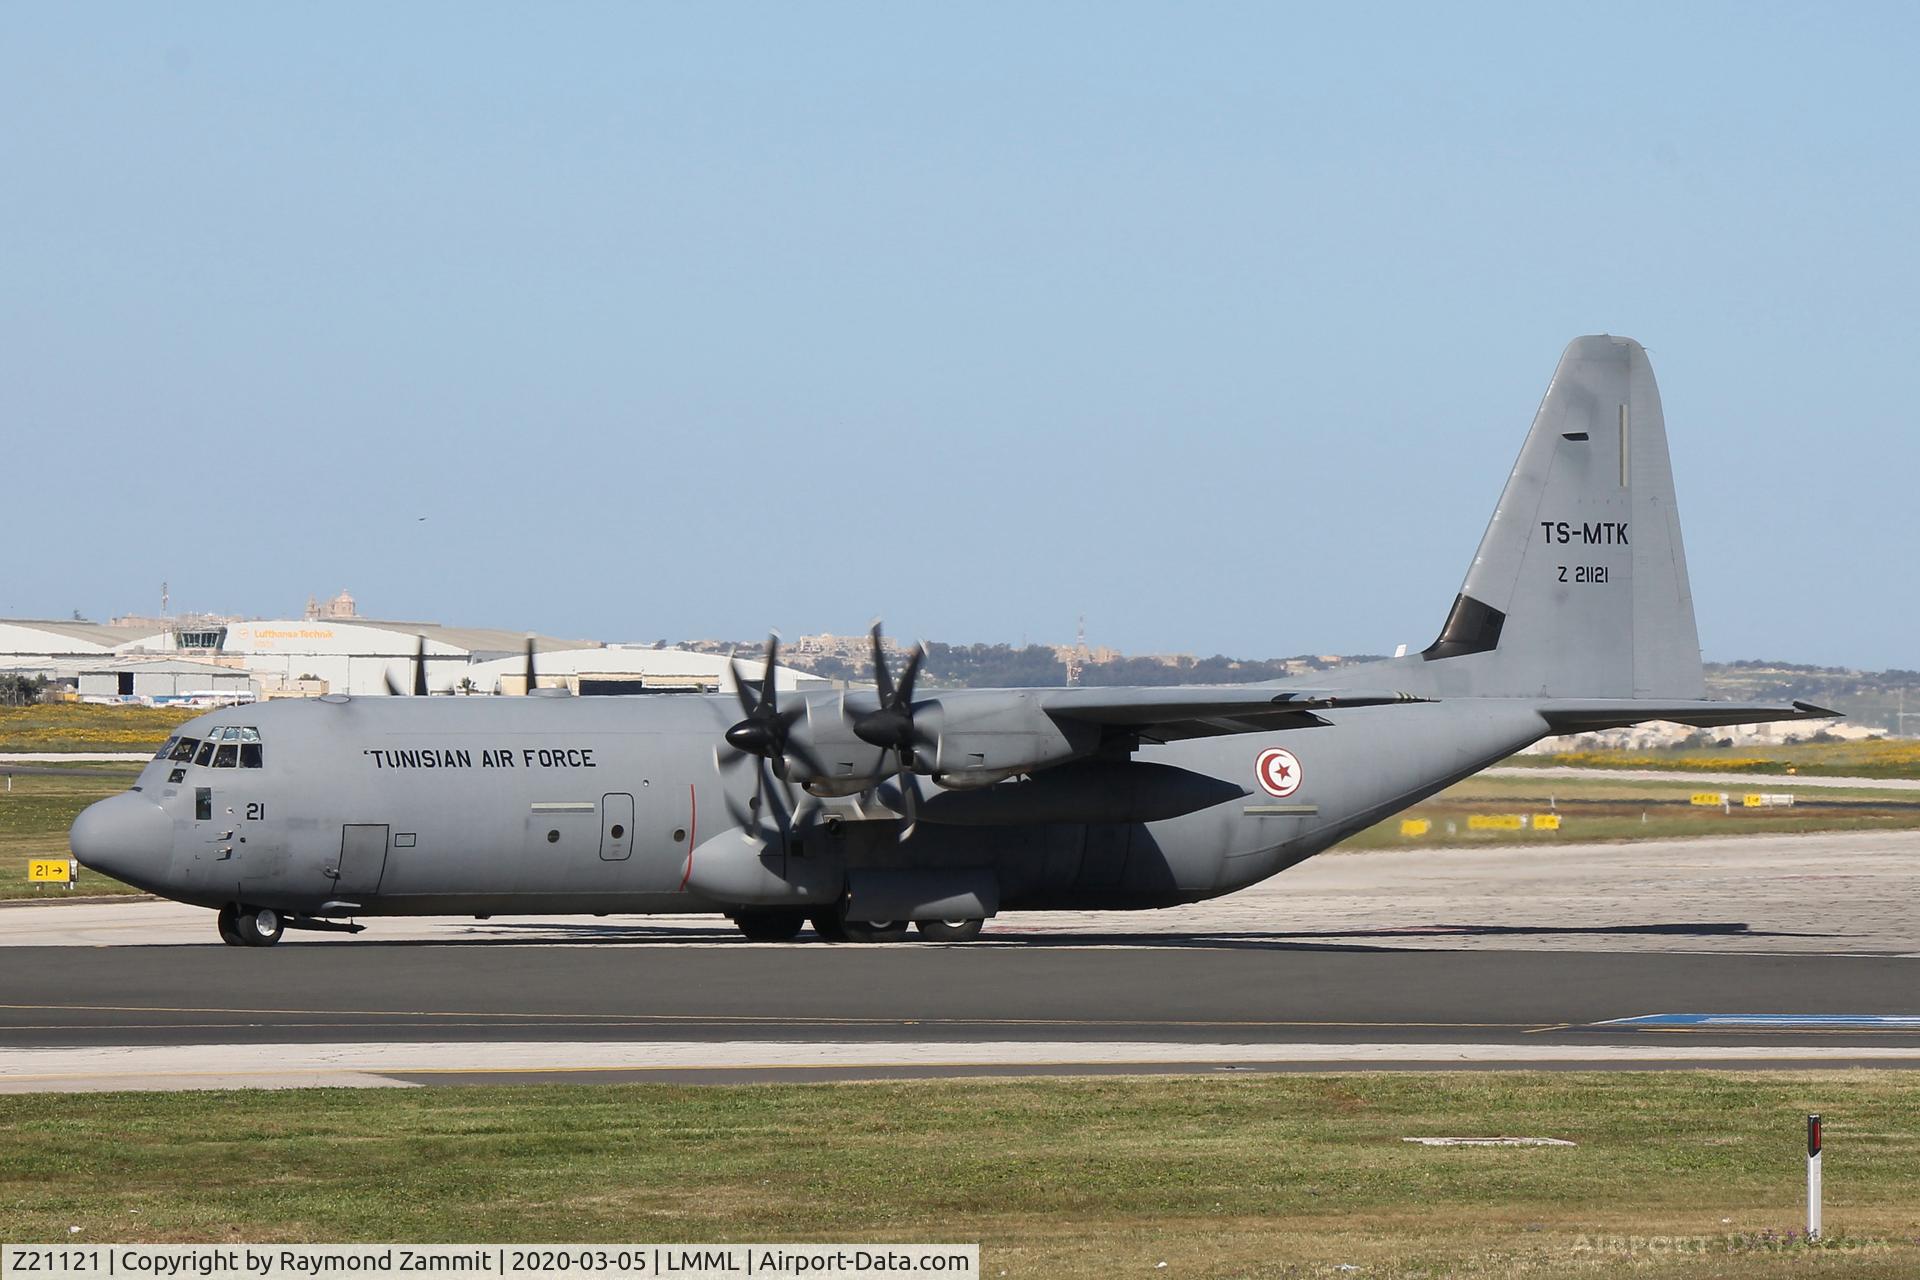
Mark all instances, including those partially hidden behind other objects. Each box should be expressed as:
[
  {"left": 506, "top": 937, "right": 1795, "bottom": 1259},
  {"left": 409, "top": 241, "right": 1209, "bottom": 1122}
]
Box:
[{"left": 70, "top": 793, "right": 171, "bottom": 888}]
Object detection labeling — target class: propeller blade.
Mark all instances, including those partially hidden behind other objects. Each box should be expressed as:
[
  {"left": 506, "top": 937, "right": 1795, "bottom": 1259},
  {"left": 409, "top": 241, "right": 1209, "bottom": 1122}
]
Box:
[
  {"left": 412, "top": 635, "right": 428, "bottom": 697},
  {"left": 383, "top": 671, "right": 404, "bottom": 697},
  {"left": 728, "top": 655, "right": 757, "bottom": 717},
  {"left": 897, "top": 643, "right": 924, "bottom": 705},
  {"left": 523, "top": 633, "right": 537, "bottom": 695},
  {"left": 896, "top": 762, "right": 918, "bottom": 841},
  {"left": 869, "top": 622, "right": 893, "bottom": 705},
  {"left": 759, "top": 633, "right": 780, "bottom": 715},
  {"left": 790, "top": 790, "right": 821, "bottom": 839},
  {"left": 853, "top": 626, "right": 925, "bottom": 770}
]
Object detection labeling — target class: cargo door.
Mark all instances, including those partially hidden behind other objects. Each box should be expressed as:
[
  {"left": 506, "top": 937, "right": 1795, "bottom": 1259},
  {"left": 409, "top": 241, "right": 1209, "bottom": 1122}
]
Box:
[
  {"left": 333, "top": 824, "right": 390, "bottom": 898},
  {"left": 600, "top": 793, "right": 635, "bottom": 861}
]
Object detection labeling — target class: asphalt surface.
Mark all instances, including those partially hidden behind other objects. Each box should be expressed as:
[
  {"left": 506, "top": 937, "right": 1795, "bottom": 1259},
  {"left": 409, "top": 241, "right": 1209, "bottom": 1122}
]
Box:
[
  {"left": 6, "top": 827, "right": 1919, "bottom": 1087},
  {"left": 4, "top": 941, "right": 1917, "bottom": 1055}
]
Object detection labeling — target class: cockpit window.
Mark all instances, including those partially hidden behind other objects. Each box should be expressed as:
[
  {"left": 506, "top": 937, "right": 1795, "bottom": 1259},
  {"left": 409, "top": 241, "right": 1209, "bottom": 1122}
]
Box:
[
  {"left": 154, "top": 736, "right": 180, "bottom": 761},
  {"left": 179, "top": 726, "right": 261, "bottom": 766}
]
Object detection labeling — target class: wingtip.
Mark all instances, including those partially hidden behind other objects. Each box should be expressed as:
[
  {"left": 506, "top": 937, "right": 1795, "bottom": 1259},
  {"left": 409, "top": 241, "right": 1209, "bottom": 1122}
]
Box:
[{"left": 1792, "top": 700, "right": 1841, "bottom": 718}]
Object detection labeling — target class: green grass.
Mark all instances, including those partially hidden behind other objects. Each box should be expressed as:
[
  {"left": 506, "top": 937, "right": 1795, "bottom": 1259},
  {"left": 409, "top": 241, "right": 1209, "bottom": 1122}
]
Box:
[
  {"left": 1340, "top": 772, "right": 1920, "bottom": 851},
  {"left": 0, "top": 703, "right": 200, "bottom": 754},
  {"left": 1505, "top": 737, "right": 1920, "bottom": 780},
  {"left": 2, "top": 1073, "right": 1917, "bottom": 1277},
  {"left": 0, "top": 766, "right": 142, "bottom": 898}
]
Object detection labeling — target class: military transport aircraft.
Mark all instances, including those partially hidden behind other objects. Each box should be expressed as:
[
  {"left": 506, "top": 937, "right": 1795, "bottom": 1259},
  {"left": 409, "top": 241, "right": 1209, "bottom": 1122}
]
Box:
[{"left": 71, "top": 336, "right": 1831, "bottom": 946}]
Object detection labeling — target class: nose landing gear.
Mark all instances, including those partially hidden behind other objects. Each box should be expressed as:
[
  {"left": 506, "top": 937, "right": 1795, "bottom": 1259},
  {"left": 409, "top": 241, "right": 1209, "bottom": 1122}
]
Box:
[{"left": 217, "top": 903, "right": 285, "bottom": 947}]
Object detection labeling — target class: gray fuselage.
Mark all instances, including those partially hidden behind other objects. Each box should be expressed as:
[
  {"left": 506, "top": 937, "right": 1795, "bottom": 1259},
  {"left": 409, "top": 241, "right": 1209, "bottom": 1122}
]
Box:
[{"left": 89, "top": 689, "right": 1550, "bottom": 919}]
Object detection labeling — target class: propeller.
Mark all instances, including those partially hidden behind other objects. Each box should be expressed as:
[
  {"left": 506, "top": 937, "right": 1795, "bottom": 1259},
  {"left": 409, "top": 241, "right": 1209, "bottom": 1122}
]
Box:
[
  {"left": 718, "top": 634, "right": 821, "bottom": 851},
  {"left": 384, "top": 634, "right": 429, "bottom": 696},
  {"left": 853, "top": 622, "right": 927, "bottom": 837},
  {"left": 522, "top": 632, "right": 537, "bottom": 694}
]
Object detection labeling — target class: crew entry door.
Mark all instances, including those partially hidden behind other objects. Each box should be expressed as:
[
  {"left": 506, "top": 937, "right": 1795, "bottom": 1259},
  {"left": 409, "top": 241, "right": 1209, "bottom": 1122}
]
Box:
[
  {"left": 334, "top": 824, "right": 390, "bottom": 897},
  {"left": 600, "top": 794, "right": 634, "bottom": 861}
]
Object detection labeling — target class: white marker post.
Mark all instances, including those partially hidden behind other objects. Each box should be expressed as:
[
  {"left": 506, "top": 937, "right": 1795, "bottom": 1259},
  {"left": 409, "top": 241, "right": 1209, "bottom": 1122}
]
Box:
[{"left": 1806, "top": 1113, "right": 1822, "bottom": 1242}]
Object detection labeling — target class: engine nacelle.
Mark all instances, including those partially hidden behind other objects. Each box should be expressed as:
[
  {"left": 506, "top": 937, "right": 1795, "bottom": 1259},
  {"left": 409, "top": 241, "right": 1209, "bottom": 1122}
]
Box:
[
  {"left": 921, "top": 693, "right": 1101, "bottom": 787},
  {"left": 782, "top": 689, "right": 1102, "bottom": 791}
]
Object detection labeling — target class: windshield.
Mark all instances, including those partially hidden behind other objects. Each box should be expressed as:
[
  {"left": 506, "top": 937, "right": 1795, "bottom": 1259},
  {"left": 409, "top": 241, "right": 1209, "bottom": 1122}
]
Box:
[{"left": 177, "top": 726, "right": 265, "bottom": 768}]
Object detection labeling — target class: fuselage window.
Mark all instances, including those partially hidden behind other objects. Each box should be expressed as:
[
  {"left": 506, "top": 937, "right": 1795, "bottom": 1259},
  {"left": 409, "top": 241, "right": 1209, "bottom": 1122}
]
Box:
[
  {"left": 169, "top": 738, "right": 200, "bottom": 762},
  {"left": 239, "top": 743, "right": 263, "bottom": 768},
  {"left": 193, "top": 740, "right": 216, "bottom": 767},
  {"left": 212, "top": 744, "right": 239, "bottom": 768},
  {"left": 195, "top": 788, "right": 212, "bottom": 821}
]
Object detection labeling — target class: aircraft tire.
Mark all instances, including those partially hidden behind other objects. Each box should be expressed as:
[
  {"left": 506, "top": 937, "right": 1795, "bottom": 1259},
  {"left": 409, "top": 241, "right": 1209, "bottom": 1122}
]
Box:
[
  {"left": 915, "top": 918, "right": 985, "bottom": 942},
  {"left": 216, "top": 903, "right": 245, "bottom": 947},
  {"left": 809, "top": 911, "right": 851, "bottom": 943},
  {"left": 731, "top": 909, "right": 806, "bottom": 942},
  {"left": 840, "top": 920, "right": 911, "bottom": 943},
  {"left": 234, "top": 906, "right": 284, "bottom": 948}
]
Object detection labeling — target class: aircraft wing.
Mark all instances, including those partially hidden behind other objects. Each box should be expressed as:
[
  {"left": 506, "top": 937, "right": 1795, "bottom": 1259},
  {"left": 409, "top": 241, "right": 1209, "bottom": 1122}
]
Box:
[
  {"left": 1038, "top": 686, "right": 1432, "bottom": 741},
  {"left": 1537, "top": 699, "right": 1839, "bottom": 734}
]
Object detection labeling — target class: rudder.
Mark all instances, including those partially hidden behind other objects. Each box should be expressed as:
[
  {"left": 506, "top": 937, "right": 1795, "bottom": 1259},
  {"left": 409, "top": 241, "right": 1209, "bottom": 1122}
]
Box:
[{"left": 1411, "top": 335, "right": 1703, "bottom": 699}]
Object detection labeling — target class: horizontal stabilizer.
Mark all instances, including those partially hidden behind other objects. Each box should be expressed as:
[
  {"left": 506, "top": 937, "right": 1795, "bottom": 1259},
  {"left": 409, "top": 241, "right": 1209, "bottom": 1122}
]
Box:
[{"left": 1538, "top": 699, "right": 1839, "bottom": 735}]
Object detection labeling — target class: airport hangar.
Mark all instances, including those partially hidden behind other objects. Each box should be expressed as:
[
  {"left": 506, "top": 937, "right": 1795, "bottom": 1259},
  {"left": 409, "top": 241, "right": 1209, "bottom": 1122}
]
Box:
[{"left": 0, "top": 617, "right": 825, "bottom": 700}]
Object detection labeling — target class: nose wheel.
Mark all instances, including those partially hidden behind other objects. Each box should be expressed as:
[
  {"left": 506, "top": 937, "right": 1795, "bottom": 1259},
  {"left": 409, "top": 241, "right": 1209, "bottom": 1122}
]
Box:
[{"left": 217, "top": 903, "right": 285, "bottom": 947}]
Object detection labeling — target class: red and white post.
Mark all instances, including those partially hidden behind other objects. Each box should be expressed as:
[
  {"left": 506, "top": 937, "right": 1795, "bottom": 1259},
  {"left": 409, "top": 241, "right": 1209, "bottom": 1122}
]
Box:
[{"left": 1806, "top": 1113, "right": 1823, "bottom": 1242}]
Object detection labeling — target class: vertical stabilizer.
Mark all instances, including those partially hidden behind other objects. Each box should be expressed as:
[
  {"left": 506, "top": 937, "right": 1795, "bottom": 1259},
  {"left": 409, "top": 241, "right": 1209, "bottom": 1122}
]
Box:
[{"left": 1395, "top": 335, "right": 1703, "bottom": 699}]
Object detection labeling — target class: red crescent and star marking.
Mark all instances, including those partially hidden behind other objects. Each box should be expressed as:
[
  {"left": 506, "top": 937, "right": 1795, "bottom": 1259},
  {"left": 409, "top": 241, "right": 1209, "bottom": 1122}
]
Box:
[{"left": 1255, "top": 747, "right": 1303, "bottom": 799}]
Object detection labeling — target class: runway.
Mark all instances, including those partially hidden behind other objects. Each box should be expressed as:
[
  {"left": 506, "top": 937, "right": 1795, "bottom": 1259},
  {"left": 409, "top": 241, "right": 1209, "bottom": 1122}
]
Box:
[
  {"left": 3, "top": 944, "right": 1919, "bottom": 1088},
  {"left": 3, "top": 832, "right": 1917, "bottom": 1090}
]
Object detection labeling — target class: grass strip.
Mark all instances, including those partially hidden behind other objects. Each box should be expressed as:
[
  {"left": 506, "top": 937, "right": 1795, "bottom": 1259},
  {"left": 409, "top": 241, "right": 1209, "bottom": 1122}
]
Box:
[{"left": 2, "top": 1072, "right": 1918, "bottom": 1277}]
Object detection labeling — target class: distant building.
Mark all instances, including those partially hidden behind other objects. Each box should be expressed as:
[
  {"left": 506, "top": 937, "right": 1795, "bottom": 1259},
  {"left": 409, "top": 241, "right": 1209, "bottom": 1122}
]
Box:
[
  {"left": 144, "top": 618, "right": 593, "bottom": 697},
  {"left": 77, "top": 657, "right": 256, "bottom": 704},
  {"left": 466, "top": 645, "right": 830, "bottom": 697},
  {"left": 307, "top": 590, "right": 359, "bottom": 620},
  {"left": 0, "top": 619, "right": 169, "bottom": 687}
]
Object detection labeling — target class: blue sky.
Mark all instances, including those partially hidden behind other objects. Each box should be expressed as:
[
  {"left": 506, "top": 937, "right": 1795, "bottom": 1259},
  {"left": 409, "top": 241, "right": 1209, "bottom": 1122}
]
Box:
[{"left": 5, "top": 4, "right": 1915, "bottom": 668}]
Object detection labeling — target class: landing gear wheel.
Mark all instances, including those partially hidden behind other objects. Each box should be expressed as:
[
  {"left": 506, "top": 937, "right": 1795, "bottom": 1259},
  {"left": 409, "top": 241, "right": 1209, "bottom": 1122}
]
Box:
[
  {"left": 216, "top": 903, "right": 244, "bottom": 947},
  {"left": 731, "top": 909, "right": 806, "bottom": 942},
  {"left": 233, "top": 905, "right": 284, "bottom": 948},
  {"left": 809, "top": 911, "right": 851, "bottom": 942},
  {"left": 840, "top": 919, "right": 911, "bottom": 943},
  {"left": 915, "top": 918, "right": 985, "bottom": 942}
]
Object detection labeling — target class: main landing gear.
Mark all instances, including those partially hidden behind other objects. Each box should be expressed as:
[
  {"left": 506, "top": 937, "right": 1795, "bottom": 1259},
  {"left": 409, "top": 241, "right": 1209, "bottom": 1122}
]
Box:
[
  {"left": 724, "top": 910, "right": 988, "bottom": 943},
  {"left": 217, "top": 903, "right": 284, "bottom": 948},
  {"left": 729, "top": 909, "right": 807, "bottom": 942}
]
